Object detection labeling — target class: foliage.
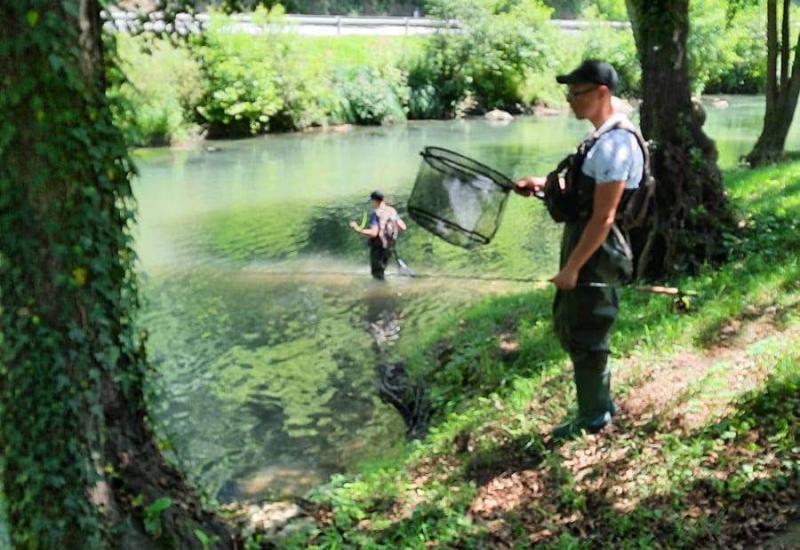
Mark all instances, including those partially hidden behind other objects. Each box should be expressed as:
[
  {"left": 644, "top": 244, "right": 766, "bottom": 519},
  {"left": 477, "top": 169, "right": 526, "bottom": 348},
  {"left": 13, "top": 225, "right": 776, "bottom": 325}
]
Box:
[
  {"left": 106, "top": 1, "right": 771, "bottom": 141},
  {"left": 193, "top": 7, "right": 289, "bottom": 136},
  {"left": 688, "top": 0, "right": 767, "bottom": 95},
  {"left": 0, "top": 2, "right": 145, "bottom": 545},
  {"left": 579, "top": 17, "right": 640, "bottom": 96},
  {"left": 108, "top": 33, "right": 204, "bottom": 146},
  {"left": 144, "top": 496, "right": 174, "bottom": 536},
  {"left": 407, "top": 0, "right": 556, "bottom": 117},
  {"left": 584, "top": 0, "right": 629, "bottom": 20},
  {"left": 542, "top": 0, "right": 587, "bottom": 18},
  {"left": 331, "top": 66, "right": 409, "bottom": 125},
  {"left": 207, "top": 0, "right": 421, "bottom": 16}
]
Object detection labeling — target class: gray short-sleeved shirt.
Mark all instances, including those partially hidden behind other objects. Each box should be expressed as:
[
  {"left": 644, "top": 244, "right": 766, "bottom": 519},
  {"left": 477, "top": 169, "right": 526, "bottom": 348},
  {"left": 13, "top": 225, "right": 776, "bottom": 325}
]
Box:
[{"left": 581, "top": 115, "right": 644, "bottom": 190}]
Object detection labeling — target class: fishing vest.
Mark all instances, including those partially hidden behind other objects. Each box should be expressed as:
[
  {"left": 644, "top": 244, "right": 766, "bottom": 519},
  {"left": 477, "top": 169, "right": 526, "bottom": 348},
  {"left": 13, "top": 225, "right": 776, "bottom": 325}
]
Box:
[{"left": 543, "top": 119, "right": 655, "bottom": 229}]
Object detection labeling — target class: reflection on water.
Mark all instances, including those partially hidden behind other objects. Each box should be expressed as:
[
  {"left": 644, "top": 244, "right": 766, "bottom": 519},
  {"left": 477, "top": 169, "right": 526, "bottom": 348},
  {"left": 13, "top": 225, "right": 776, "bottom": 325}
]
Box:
[{"left": 134, "top": 96, "right": 800, "bottom": 502}]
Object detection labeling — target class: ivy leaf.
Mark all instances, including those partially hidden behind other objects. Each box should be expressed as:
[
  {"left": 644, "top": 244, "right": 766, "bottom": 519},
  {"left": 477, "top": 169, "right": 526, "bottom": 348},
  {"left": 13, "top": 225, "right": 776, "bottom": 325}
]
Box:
[
  {"left": 194, "top": 529, "right": 211, "bottom": 548},
  {"left": 26, "top": 10, "right": 39, "bottom": 28},
  {"left": 72, "top": 267, "right": 88, "bottom": 287},
  {"left": 146, "top": 497, "right": 172, "bottom": 516}
]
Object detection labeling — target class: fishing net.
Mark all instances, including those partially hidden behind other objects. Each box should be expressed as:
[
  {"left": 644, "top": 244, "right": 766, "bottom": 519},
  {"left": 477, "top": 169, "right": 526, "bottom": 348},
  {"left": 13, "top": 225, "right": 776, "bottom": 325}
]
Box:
[{"left": 407, "top": 147, "right": 515, "bottom": 248}]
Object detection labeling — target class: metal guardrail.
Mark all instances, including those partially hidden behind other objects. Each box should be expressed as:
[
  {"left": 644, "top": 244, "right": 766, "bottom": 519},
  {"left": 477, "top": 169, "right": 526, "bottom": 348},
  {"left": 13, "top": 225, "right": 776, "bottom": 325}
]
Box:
[{"left": 101, "top": 10, "right": 630, "bottom": 36}]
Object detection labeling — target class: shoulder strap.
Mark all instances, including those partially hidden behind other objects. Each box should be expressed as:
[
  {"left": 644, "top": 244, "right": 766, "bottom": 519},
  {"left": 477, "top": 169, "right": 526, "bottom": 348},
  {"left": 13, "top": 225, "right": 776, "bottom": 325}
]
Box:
[{"left": 596, "top": 121, "right": 654, "bottom": 183}]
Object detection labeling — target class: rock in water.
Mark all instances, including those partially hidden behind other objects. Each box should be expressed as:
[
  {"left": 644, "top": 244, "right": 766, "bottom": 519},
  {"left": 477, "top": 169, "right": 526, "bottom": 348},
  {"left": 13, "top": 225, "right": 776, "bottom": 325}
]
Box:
[
  {"left": 484, "top": 109, "right": 513, "bottom": 122},
  {"left": 712, "top": 98, "right": 730, "bottom": 109}
]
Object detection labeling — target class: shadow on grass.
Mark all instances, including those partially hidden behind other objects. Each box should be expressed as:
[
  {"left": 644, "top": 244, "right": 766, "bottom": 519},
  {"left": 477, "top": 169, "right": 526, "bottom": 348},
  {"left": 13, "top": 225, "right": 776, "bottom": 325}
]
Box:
[
  {"left": 463, "top": 434, "right": 546, "bottom": 486},
  {"left": 459, "top": 363, "right": 800, "bottom": 549}
]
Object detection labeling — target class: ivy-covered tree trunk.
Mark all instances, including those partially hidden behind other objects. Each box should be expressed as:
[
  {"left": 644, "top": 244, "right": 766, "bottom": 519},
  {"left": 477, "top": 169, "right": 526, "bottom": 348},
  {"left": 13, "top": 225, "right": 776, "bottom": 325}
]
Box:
[
  {"left": 626, "top": 0, "right": 735, "bottom": 277},
  {"left": 0, "top": 1, "right": 234, "bottom": 547},
  {"left": 746, "top": 0, "right": 800, "bottom": 166}
]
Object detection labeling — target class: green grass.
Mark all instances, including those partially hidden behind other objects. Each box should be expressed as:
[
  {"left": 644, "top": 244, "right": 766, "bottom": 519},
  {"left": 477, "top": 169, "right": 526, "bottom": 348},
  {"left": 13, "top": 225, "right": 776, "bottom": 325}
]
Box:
[
  {"left": 295, "top": 36, "right": 425, "bottom": 69},
  {"left": 283, "top": 160, "right": 800, "bottom": 549}
]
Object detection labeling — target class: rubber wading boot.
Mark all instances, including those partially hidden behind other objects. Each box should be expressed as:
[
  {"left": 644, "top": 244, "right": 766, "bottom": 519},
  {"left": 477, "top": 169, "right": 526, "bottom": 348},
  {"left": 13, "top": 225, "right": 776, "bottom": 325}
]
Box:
[
  {"left": 551, "top": 351, "right": 614, "bottom": 441},
  {"left": 551, "top": 411, "right": 612, "bottom": 441}
]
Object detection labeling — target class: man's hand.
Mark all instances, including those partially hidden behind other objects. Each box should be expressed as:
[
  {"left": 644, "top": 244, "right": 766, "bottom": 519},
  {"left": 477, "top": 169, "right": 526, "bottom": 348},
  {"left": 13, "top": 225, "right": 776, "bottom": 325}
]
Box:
[
  {"left": 550, "top": 267, "right": 579, "bottom": 290},
  {"left": 349, "top": 220, "right": 360, "bottom": 231},
  {"left": 514, "top": 176, "right": 546, "bottom": 197}
]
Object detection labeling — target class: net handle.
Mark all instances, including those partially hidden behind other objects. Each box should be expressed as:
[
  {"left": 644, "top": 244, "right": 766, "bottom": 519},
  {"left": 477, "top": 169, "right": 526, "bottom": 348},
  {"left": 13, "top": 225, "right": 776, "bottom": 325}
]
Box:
[{"left": 421, "top": 146, "right": 516, "bottom": 191}]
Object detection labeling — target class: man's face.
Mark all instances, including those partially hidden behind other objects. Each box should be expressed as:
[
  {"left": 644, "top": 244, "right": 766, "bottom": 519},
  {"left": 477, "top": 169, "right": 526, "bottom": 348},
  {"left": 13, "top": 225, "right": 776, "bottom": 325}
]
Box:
[
  {"left": 371, "top": 199, "right": 381, "bottom": 209},
  {"left": 566, "top": 83, "right": 602, "bottom": 119}
]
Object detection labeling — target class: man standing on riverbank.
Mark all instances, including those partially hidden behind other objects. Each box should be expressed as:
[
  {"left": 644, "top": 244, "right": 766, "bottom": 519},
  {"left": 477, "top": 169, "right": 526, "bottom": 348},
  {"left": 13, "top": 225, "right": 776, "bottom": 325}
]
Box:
[
  {"left": 350, "top": 191, "right": 407, "bottom": 280},
  {"left": 515, "top": 60, "right": 645, "bottom": 440}
]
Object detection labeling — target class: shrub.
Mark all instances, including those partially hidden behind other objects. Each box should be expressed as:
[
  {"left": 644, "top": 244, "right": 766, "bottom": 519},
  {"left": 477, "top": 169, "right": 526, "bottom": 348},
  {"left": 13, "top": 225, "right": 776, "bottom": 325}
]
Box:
[
  {"left": 407, "top": 0, "right": 557, "bottom": 117},
  {"left": 108, "top": 34, "right": 203, "bottom": 146},
  {"left": 700, "top": 4, "right": 767, "bottom": 94},
  {"left": 192, "top": 7, "right": 288, "bottom": 137},
  {"left": 332, "top": 67, "right": 409, "bottom": 125}
]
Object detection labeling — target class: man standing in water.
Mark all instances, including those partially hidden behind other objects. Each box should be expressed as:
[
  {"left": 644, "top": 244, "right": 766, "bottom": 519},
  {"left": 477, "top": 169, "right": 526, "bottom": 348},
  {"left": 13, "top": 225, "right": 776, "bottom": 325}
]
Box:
[
  {"left": 350, "top": 191, "right": 407, "bottom": 280},
  {"left": 515, "top": 60, "right": 648, "bottom": 439}
]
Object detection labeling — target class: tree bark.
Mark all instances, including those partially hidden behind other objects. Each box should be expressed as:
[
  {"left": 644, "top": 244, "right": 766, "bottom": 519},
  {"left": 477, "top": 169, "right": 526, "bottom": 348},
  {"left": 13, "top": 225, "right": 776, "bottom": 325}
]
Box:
[
  {"left": 626, "top": 0, "right": 734, "bottom": 277},
  {"left": 0, "top": 1, "right": 235, "bottom": 547},
  {"left": 746, "top": 0, "right": 800, "bottom": 166}
]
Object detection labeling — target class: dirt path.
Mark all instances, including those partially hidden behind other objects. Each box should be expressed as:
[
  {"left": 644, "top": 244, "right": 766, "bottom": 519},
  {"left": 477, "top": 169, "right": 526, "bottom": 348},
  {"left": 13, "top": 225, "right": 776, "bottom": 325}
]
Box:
[{"left": 467, "top": 308, "right": 800, "bottom": 548}]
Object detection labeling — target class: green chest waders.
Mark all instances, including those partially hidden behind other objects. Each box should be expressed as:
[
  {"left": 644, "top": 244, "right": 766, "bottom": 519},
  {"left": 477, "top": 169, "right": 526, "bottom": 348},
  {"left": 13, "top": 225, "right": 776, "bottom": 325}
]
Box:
[
  {"left": 544, "top": 120, "right": 645, "bottom": 431},
  {"left": 553, "top": 220, "right": 632, "bottom": 421}
]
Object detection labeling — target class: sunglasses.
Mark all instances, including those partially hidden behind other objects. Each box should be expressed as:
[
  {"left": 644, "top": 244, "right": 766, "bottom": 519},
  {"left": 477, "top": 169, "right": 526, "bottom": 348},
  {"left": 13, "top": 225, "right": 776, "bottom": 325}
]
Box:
[{"left": 565, "top": 86, "right": 598, "bottom": 101}]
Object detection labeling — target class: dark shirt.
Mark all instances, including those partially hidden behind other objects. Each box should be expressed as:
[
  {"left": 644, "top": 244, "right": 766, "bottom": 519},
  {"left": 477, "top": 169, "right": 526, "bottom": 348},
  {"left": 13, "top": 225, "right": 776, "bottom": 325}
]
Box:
[{"left": 367, "top": 212, "right": 381, "bottom": 247}]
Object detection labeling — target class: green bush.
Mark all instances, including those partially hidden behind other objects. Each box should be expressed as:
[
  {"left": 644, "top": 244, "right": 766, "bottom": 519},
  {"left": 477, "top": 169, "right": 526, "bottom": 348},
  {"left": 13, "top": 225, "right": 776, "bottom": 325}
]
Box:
[
  {"left": 269, "top": 49, "right": 333, "bottom": 132},
  {"left": 700, "top": 4, "right": 767, "bottom": 94},
  {"left": 192, "top": 7, "right": 288, "bottom": 137},
  {"left": 108, "top": 34, "right": 203, "bottom": 146},
  {"left": 407, "top": 0, "right": 557, "bottom": 117},
  {"left": 583, "top": 0, "right": 628, "bottom": 21},
  {"left": 560, "top": 0, "right": 766, "bottom": 96},
  {"left": 689, "top": 0, "right": 742, "bottom": 95},
  {"left": 106, "top": 1, "right": 770, "bottom": 145},
  {"left": 332, "top": 67, "right": 409, "bottom": 125}
]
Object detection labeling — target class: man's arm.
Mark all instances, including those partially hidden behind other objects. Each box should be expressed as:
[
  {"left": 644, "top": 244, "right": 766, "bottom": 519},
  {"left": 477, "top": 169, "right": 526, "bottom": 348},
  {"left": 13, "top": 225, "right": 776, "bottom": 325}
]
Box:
[
  {"left": 350, "top": 220, "right": 379, "bottom": 238},
  {"left": 514, "top": 176, "right": 547, "bottom": 197},
  {"left": 551, "top": 181, "right": 625, "bottom": 290}
]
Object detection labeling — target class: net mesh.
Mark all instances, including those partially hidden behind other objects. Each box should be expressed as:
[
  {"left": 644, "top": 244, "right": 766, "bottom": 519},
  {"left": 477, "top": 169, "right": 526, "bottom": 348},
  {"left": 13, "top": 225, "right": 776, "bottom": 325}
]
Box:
[{"left": 407, "top": 147, "right": 514, "bottom": 248}]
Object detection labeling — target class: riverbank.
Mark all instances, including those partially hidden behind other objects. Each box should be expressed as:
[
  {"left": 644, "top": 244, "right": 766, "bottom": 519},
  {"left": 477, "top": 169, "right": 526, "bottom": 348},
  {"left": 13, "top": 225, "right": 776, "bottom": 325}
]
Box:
[
  {"left": 253, "top": 160, "right": 800, "bottom": 547},
  {"left": 111, "top": 1, "right": 764, "bottom": 147}
]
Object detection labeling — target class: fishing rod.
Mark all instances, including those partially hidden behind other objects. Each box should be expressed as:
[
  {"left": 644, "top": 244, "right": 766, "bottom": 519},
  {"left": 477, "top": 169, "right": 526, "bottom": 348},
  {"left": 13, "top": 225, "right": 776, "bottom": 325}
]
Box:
[
  {"left": 250, "top": 263, "right": 695, "bottom": 312},
  {"left": 390, "top": 244, "right": 687, "bottom": 297},
  {"left": 390, "top": 270, "right": 686, "bottom": 297}
]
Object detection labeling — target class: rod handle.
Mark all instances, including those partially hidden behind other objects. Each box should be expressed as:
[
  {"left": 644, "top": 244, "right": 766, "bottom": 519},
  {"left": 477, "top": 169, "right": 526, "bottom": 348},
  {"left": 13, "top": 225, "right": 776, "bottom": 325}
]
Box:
[{"left": 635, "top": 285, "right": 681, "bottom": 296}]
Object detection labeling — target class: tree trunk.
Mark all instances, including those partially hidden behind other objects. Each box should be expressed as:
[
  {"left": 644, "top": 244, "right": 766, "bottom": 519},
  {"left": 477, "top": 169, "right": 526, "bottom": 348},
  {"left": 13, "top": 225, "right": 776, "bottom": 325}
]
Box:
[
  {"left": 0, "top": 2, "right": 235, "bottom": 547},
  {"left": 746, "top": 0, "right": 800, "bottom": 166},
  {"left": 626, "top": 0, "right": 735, "bottom": 278}
]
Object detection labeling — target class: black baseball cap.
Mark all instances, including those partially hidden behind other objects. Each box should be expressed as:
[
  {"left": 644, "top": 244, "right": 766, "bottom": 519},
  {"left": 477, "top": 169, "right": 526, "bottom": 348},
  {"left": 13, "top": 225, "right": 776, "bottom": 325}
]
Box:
[
  {"left": 370, "top": 190, "right": 384, "bottom": 201},
  {"left": 556, "top": 60, "right": 619, "bottom": 91}
]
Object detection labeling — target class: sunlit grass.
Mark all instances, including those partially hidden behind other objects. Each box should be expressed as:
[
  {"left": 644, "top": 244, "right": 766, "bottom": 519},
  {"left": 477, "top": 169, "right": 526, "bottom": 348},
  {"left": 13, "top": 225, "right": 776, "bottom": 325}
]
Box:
[{"left": 291, "top": 160, "right": 800, "bottom": 549}]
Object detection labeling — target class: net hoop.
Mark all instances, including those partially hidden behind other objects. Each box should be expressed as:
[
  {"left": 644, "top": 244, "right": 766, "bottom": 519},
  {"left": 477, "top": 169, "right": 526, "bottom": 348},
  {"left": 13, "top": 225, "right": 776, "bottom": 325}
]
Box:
[
  {"left": 419, "top": 146, "right": 515, "bottom": 191},
  {"left": 407, "top": 146, "right": 514, "bottom": 248}
]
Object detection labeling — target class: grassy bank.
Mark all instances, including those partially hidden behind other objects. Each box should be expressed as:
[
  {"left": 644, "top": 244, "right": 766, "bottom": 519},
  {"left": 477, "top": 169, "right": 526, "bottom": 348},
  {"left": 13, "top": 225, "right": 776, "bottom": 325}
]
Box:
[{"left": 270, "top": 162, "right": 800, "bottom": 548}]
